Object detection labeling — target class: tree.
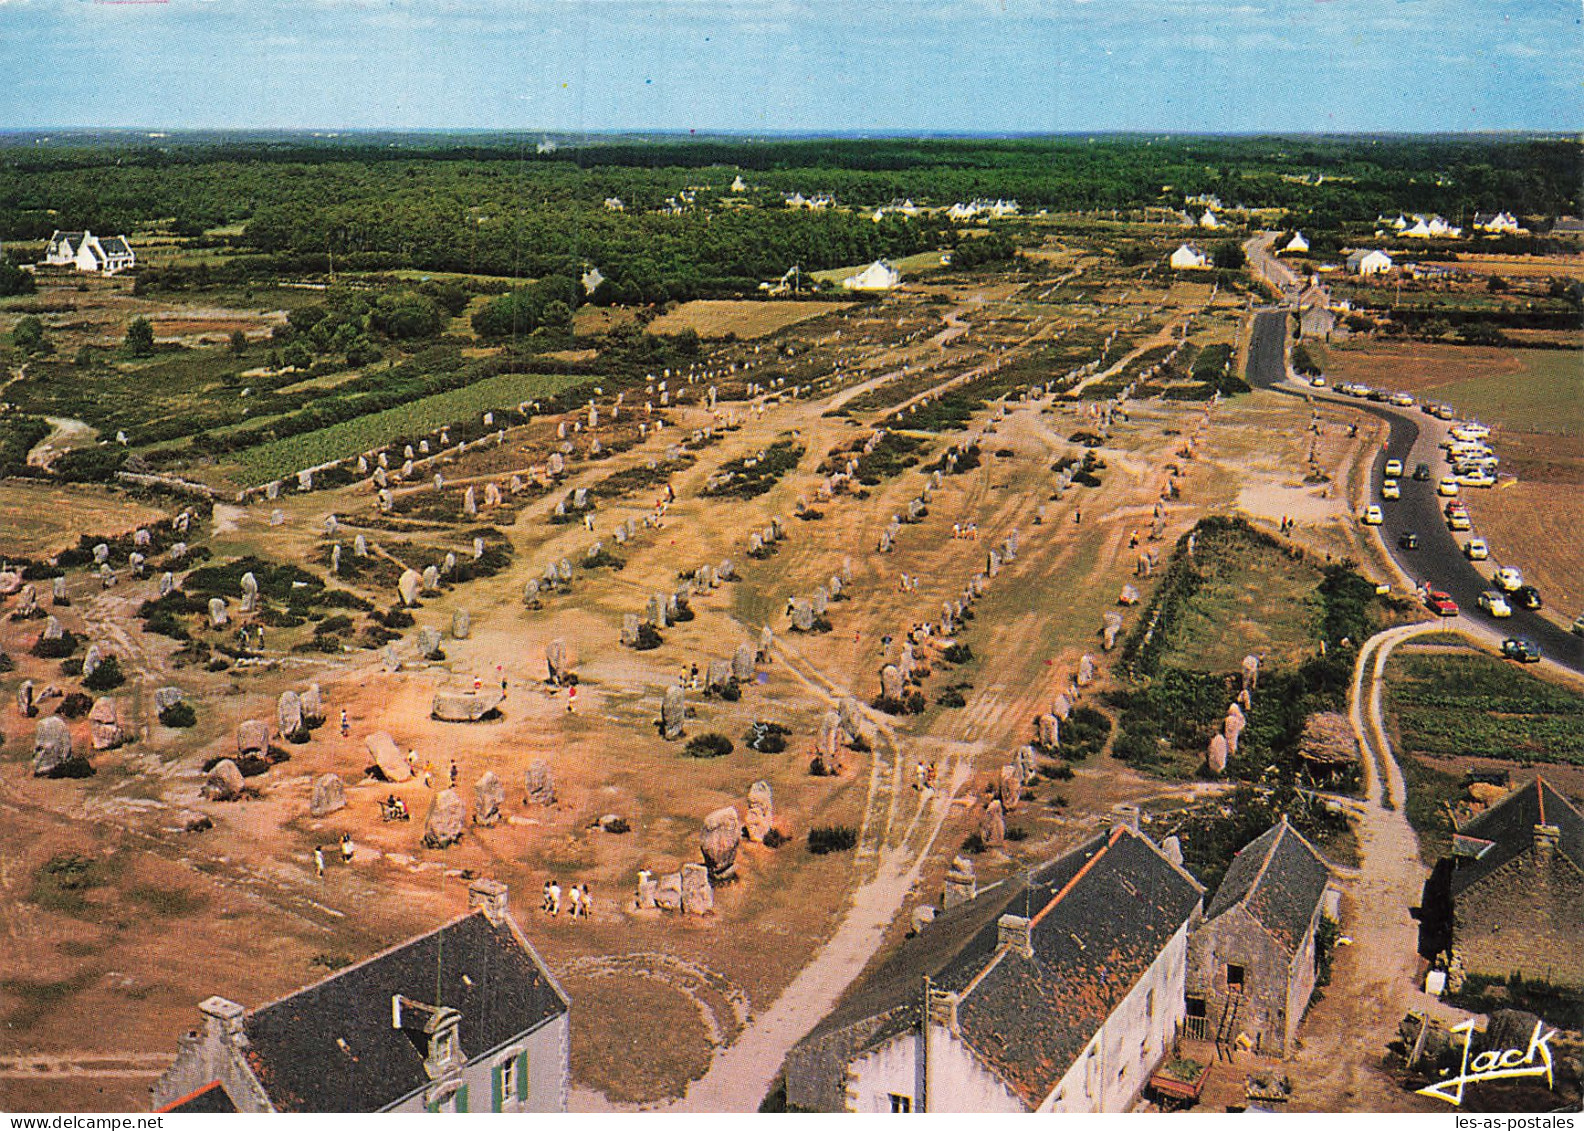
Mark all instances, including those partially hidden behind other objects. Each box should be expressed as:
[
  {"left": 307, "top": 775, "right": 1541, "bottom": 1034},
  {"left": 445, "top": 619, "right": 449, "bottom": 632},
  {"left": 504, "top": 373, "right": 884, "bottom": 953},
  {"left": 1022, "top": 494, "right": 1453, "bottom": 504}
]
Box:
[
  {"left": 1211, "top": 241, "right": 1247, "bottom": 270},
  {"left": 282, "top": 342, "right": 313, "bottom": 370},
  {"left": 125, "top": 317, "right": 155, "bottom": 357},
  {"left": 0, "top": 261, "right": 36, "bottom": 297},
  {"left": 11, "top": 315, "right": 47, "bottom": 354},
  {"left": 229, "top": 329, "right": 248, "bottom": 356}
]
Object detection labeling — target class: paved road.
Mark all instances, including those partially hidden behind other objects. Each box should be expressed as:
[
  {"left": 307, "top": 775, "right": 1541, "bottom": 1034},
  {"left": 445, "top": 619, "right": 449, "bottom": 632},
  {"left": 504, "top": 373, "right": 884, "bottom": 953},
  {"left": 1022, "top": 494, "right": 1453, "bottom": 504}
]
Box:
[{"left": 1245, "top": 310, "right": 1584, "bottom": 674}]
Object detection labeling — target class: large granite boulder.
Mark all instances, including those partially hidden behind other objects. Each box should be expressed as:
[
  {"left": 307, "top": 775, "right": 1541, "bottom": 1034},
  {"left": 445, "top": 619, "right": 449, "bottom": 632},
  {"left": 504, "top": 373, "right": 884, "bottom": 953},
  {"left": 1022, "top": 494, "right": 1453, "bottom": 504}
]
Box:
[
  {"left": 32, "top": 716, "right": 86, "bottom": 777},
  {"left": 473, "top": 771, "right": 505, "bottom": 827},
  {"left": 88, "top": 696, "right": 122, "bottom": 750},
  {"left": 366, "top": 732, "right": 411, "bottom": 782},
  {"left": 301, "top": 683, "right": 326, "bottom": 726},
  {"left": 202, "top": 758, "right": 245, "bottom": 800},
  {"left": 680, "top": 862, "right": 714, "bottom": 915},
  {"left": 277, "top": 690, "right": 308, "bottom": 743},
  {"left": 524, "top": 760, "right": 556, "bottom": 805},
  {"left": 745, "top": 781, "right": 774, "bottom": 842},
  {"left": 236, "top": 719, "right": 271, "bottom": 759},
  {"left": 397, "top": 569, "right": 422, "bottom": 607},
  {"left": 700, "top": 806, "right": 742, "bottom": 878},
  {"left": 310, "top": 773, "right": 346, "bottom": 817},
  {"left": 423, "top": 789, "right": 466, "bottom": 848},
  {"left": 431, "top": 688, "right": 505, "bottom": 722}
]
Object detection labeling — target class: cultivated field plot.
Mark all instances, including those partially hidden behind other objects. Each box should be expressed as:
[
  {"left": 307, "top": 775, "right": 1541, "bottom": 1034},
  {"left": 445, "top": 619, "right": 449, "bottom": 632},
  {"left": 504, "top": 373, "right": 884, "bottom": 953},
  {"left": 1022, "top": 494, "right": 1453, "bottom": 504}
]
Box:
[
  {"left": 0, "top": 483, "right": 169, "bottom": 558},
  {"left": 224, "top": 370, "right": 590, "bottom": 485},
  {"left": 646, "top": 299, "right": 852, "bottom": 340}
]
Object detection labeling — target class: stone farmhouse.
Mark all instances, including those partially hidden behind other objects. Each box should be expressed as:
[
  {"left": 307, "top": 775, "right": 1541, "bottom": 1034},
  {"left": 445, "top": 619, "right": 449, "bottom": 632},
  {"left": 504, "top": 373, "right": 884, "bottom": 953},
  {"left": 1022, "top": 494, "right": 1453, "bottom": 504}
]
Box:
[
  {"left": 151, "top": 880, "right": 570, "bottom": 1113},
  {"left": 1185, "top": 817, "right": 1338, "bottom": 1057},
  {"left": 1472, "top": 211, "right": 1522, "bottom": 234},
  {"left": 1346, "top": 249, "right": 1393, "bottom": 276},
  {"left": 783, "top": 825, "right": 1204, "bottom": 1112},
  {"left": 1423, "top": 778, "right": 1584, "bottom": 991},
  {"left": 1169, "top": 243, "right": 1210, "bottom": 270},
  {"left": 41, "top": 229, "right": 136, "bottom": 275},
  {"left": 842, "top": 260, "right": 902, "bottom": 292}
]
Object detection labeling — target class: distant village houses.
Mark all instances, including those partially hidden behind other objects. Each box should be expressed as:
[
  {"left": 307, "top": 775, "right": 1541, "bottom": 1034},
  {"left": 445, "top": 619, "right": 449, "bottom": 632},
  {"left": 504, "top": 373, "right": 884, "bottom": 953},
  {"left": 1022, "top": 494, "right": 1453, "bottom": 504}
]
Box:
[
  {"left": 1471, "top": 211, "right": 1521, "bottom": 235},
  {"left": 1346, "top": 249, "right": 1393, "bottom": 277},
  {"left": 151, "top": 881, "right": 570, "bottom": 1113},
  {"left": 41, "top": 229, "right": 136, "bottom": 275},
  {"left": 1169, "top": 243, "right": 1210, "bottom": 270},
  {"left": 842, "top": 260, "right": 901, "bottom": 292},
  {"left": 1278, "top": 231, "right": 1309, "bottom": 255}
]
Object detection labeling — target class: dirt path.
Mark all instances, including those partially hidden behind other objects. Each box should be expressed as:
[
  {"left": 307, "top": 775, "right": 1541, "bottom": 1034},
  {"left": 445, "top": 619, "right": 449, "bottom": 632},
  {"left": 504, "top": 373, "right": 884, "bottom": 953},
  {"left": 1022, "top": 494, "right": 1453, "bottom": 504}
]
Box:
[{"left": 1284, "top": 622, "right": 1470, "bottom": 1111}]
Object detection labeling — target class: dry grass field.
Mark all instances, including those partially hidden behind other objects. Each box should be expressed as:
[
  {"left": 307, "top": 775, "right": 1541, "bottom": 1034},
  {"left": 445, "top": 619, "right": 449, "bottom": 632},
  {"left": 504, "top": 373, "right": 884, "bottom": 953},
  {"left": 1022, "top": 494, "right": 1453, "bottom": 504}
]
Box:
[
  {"left": 646, "top": 299, "right": 852, "bottom": 340},
  {"left": 0, "top": 484, "right": 170, "bottom": 559}
]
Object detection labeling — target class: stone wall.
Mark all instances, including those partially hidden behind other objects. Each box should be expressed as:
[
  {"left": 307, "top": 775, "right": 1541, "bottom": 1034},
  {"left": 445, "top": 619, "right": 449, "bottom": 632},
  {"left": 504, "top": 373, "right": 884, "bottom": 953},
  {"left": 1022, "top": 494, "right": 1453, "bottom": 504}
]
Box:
[{"left": 1454, "top": 847, "right": 1584, "bottom": 990}]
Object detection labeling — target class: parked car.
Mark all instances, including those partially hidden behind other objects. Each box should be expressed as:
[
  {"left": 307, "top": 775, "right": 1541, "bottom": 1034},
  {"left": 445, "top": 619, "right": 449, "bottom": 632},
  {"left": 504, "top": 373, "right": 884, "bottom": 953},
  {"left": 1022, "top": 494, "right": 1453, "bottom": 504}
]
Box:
[
  {"left": 1413, "top": 463, "right": 1433, "bottom": 481},
  {"left": 1512, "top": 585, "right": 1543, "bottom": 611},
  {"left": 1464, "top": 538, "right": 1489, "bottom": 561},
  {"left": 1389, "top": 393, "right": 1415, "bottom": 407},
  {"left": 1362, "top": 505, "right": 1384, "bottom": 526},
  {"left": 1494, "top": 566, "right": 1524, "bottom": 593},
  {"left": 1444, "top": 499, "right": 1466, "bottom": 517},
  {"left": 1310, "top": 375, "right": 1327, "bottom": 388},
  {"left": 1381, "top": 478, "right": 1401, "bottom": 500},
  {"left": 1438, "top": 476, "right": 1460, "bottom": 497},
  {"left": 1384, "top": 458, "right": 1404, "bottom": 478},
  {"left": 1434, "top": 404, "right": 1455, "bottom": 420},
  {"left": 1425, "top": 589, "right": 1460, "bottom": 617},
  {"left": 1501, "top": 637, "right": 1542, "bottom": 663},
  {"left": 1479, "top": 590, "right": 1513, "bottom": 618},
  {"left": 1398, "top": 531, "right": 1420, "bottom": 550},
  {"left": 1457, "top": 471, "right": 1498, "bottom": 488},
  {"left": 1448, "top": 511, "right": 1471, "bottom": 531},
  {"left": 1572, "top": 613, "right": 1584, "bottom": 638}
]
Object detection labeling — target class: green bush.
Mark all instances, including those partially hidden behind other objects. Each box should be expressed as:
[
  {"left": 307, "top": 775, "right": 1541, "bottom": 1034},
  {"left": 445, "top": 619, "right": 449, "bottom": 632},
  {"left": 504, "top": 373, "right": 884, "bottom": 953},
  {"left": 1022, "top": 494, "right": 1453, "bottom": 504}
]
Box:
[
  {"left": 683, "top": 732, "right": 734, "bottom": 758},
  {"left": 84, "top": 655, "right": 125, "bottom": 691},
  {"left": 808, "top": 825, "right": 858, "bottom": 855},
  {"left": 158, "top": 701, "right": 197, "bottom": 728}
]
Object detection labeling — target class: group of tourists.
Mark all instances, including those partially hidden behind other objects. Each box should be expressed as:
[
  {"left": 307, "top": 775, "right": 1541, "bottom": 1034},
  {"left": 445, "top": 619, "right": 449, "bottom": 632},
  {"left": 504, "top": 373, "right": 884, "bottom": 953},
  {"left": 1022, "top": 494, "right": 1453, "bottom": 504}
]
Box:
[{"left": 542, "top": 879, "right": 594, "bottom": 919}]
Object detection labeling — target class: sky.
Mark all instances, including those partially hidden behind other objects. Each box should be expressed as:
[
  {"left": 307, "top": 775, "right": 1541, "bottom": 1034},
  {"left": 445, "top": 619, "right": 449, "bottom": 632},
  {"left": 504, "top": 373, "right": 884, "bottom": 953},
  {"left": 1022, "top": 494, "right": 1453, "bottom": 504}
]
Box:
[{"left": 0, "top": 0, "right": 1578, "bottom": 134}]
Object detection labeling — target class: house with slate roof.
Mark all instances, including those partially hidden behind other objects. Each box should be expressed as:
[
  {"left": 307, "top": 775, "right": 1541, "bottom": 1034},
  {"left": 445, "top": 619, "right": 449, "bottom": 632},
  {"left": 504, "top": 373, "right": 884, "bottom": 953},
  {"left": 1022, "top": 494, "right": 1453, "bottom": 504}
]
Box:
[
  {"left": 783, "top": 825, "right": 1204, "bottom": 1112},
  {"left": 151, "top": 880, "right": 569, "bottom": 1113},
  {"left": 1184, "top": 817, "right": 1336, "bottom": 1057},
  {"left": 1424, "top": 778, "right": 1584, "bottom": 990},
  {"left": 41, "top": 229, "right": 136, "bottom": 275}
]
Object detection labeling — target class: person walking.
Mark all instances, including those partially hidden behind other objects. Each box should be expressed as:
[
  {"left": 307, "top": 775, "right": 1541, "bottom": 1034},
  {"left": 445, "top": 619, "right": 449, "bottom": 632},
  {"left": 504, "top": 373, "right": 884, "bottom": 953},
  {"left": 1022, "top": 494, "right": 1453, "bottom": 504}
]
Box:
[
  {"left": 449, "top": 760, "right": 459, "bottom": 788},
  {"left": 340, "top": 709, "right": 349, "bottom": 738},
  {"left": 314, "top": 845, "right": 325, "bottom": 878},
  {"left": 340, "top": 833, "right": 354, "bottom": 864},
  {"left": 547, "top": 880, "right": 562, "bottom": 916},
  {"left": 568, "top": 883, "right": 583, "bottom": 919},
  {"left": 566, "top": 683, "right": 578, "bottom": 713}
]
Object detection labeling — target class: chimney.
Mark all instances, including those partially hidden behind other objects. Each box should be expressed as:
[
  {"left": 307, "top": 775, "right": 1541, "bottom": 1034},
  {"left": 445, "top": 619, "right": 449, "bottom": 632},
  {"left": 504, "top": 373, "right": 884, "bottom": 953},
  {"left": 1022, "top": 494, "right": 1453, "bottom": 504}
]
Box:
[
  {"left": 1113, "top": 803, "right": 1141, "bottom": 834},
  {"left": 926, "top": 988, "right": 960, "bottom": 1033},
  {"left": 469, "top": 877, "right": 508, "bottom": 923},
  {"left": 997, "top": 914, "right": 1034, "bottom": 958},
  {"left": 199, "top": 996, "right": 247, "bottom": 1047},
  {"left": 1533, "top": 824, "right": 1560, "bottom": 861}
]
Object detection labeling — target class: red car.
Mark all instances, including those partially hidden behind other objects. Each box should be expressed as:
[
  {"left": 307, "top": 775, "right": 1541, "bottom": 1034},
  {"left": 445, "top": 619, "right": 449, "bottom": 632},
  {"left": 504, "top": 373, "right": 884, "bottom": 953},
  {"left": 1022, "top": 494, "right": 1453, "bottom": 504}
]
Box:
[
  {"left": 1444, "top": 500, "right": 1467, "bottom": 517},
  {"left": 1425, "top": 588, "right": 1460, "bottom": 617}
]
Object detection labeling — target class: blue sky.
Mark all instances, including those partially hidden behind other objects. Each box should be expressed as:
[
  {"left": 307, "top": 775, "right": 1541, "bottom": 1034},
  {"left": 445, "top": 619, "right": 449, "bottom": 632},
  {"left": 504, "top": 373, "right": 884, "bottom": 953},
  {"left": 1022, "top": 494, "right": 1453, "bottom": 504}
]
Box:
[{"left": 1, "top": 0, "right": 1578, "bottom": 133}]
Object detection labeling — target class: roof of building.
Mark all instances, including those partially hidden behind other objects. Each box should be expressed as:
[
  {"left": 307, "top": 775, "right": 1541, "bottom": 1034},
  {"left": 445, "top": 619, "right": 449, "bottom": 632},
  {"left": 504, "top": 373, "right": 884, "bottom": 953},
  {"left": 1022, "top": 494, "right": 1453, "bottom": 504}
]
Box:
[
  {"left": 797, "top": 827, "right": 1202, "bottom": 1109},
  {"left": 1204, "top": 818, "right": 1332, "bottom": 954},
  {"left": 156, "top": 1080, "right": 239, "bottom": 1114},
  {"left": 240, "top": 909, "right": 566, "bottom": 1112},
  {"left": 98, "top": 235, "right": 132, "bottom": 256},
  {"left": 1451, "top": 778, "right": 1584, "bottom": 897}
]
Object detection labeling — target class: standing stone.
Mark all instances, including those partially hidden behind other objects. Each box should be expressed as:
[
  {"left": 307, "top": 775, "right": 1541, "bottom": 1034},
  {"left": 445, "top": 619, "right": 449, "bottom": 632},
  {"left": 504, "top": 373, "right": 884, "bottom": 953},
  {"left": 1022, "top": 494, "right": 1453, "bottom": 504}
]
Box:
[
  {"left": 330, "top": 544, "right": 342, "bottom": 575},
  {"left": 202, "top": 758, "right": 244, "bottom": 800},
  {"left": 980, "top": 799, "right": 1006, "bottom": 847},
  {"left": 987, "top": 549, "right": 1001, "bottom": 578},
  {"left": 791, "top": 600, "right": 814, "bottom": 632},
  {"left": 52, "top": 576, "right": 66, "bottom": 604},
  {"left": 17, "top": 679, "right": 37, "bottom": 717},
  {"left": 680, "top": 863, "right": 713, "bottom": 915},
  {"left": 88, "top": 696, "right": 121, "bottom": 750},
  {"left": 732, "top": 643, "right": 756, "bottom": 681},
  {"left": 545, "top": 639, "right": 570, "bottom": 684},
  {"left": 82, "top": 644, "right": 104, "bottom": 680},
  {"left": 818, "top": 710, "right": 842, "bottom": 756},
  {"left": 525, "top": 760, "right": 556, "bottom": 806},
  {"left": 301, "top": 683, "right": 325, "bottom": 726},
  {"left": 451, "top": 609, "right": 471, "bottom": 640},
  {"left": 397, "top": 570, "right": 421, "bottom": 607},
  {"left": 700, "top": 807, "right": 742, "bottom": 878},
  {"left": 707, "top": 659, "right": 732, "bottom": 692},
  {"left": 1224, "top": 704, "right": 1246, "bottom": 755},
  {"left": 1241, "top": 654, "right": 1260, "bottom": 692},
  {"left": 277, "top": 690, "right": 308, "bottom": 743},
  {"left": 153, "top": 686, "right": 183, "bottom": 714},
  {"left": 839, "top": 697, "right": 865, "bottom": 743},
  {"left": 240, "top": 571, "right": 259, "bottom": 613},
  {"left": 473, "top": 537, "right": 485, "bottom": 561},
  {"left": 423, "top": 789, "right": 466, "bottom": 848},
  {"left": 621, "top": 614, "right": 641, "bottom": 647},
  {"left": 1038, "top": 713, "right": 1059, "bottom": 748},
  {"left": 159, "top": 572, "right": 174, "bottom": 597},
  {"left": 208, "top": 598, "right": 228, "bottom": 627},
  {"left": 93, "top": 543, "right": 110, "bottom": 565},
  {"left": 880, "top": 664, "right": 904, "bottom": 702},
  {"left": 1052, "top": 693, "right": 1071, "bottom": 721},
  {"left": 15, "top": 584, "right": 37, "bottom": 615},
  {"left": 417, "top": 627, "right": 443, "bottom": 659},
  {"left": 485, "top": 481, "right": 501, "bottom": 506},
  {"left": 473, "top": 772, "right": 505, "bottom": 826},
  {"left": 424, "top": 564, "right": 443, "bottom": 590},
  {"left": 1102, "top": 611, "right": 1124, "bottom": 651},
  {"left": 746, "top": 781, "right": 773, "bottom": 842},
  {"left": 237, "top": 719, "right": 271, "bottom": 759},
  {"left": 33, "top": 717, "right": 83, "bottom": 777},
  {"left": 648, "top": 593, "right": 668, "bottom": 629},
  {"left": 997, "top": 765, "right": 1022, "bottom": 812},
  {"left": 557, "top": 558, "right": 573, "bottom": 583},
  {"left": 310, "top": 773, "right": 346, "bottom": 817},
  {"left": 43, "top": 615, "right": 64, "bottom": 641},
  {"left": 354, "top": 533, "right": 368, "bottom": 557},
  {"left": 1208, "top": 733, "right": 1229, "bottom": 775},
  {"left": 463, "top": 486, "right": 477, "bottom": 516},
  {"left": 1161, "top": 836, "right": 1184, "bottom": 867},
  {"left": 758, "top": 626, "right": 774, "bottom": 660},
  {"left": 812, "top": 587, "right": 829, "bottom": 617},
  {"left": 366, "top": 732, "right": 411, "bottom": 782},
  {"left": 1076, "top": 653, "right": 1096, "bottom": 687},
  {"left": 661, "top": 685, "right": 686, "bottom": 740}
]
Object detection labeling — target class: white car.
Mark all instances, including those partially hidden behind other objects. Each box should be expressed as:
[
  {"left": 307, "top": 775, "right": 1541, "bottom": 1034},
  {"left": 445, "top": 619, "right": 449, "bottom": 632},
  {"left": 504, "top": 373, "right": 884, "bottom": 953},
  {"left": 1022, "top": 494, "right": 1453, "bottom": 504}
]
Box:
[
  {"left": 1362, "top": 505, "right": 1384, "bottom": 526},
  {"left": 1479, "top": 591, "right": 1513, "bottom": 618},
  {"left": 1494, "top": 566, "right": 1524, "bottom": 592},
  {"left": 1385, "top": 458, "right": 1404, "bottom": 478},
  {"left": 1311, "top": 375, "right": 1327, "bottom": 388},
  {"left": 1465, "top": 538, "right": 1489, "bottom": 561},
  {"left": 1448, "top": 511, "right": 1471, "bottom": 531},
  {"left": 1457, "top": 470, "right": 1498, "bottom": 488},
  {"left": 1381, "top": 478, "right": 1401, "bottom": 500},
  {"left": 1389, "top": 393, "right": 1415, "bottom": 407},
  {"left": 1438, "top": 476, "right": 1460, "bottom": 497},
  {"left": 1451, "top": 423, "right": 1491, "bottom": 442}
]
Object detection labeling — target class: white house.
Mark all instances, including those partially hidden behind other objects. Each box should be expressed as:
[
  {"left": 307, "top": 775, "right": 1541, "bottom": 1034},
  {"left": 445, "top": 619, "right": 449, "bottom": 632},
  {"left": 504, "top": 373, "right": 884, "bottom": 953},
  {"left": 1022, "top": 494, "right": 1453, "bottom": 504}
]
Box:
[
  {"left": 41, "top": 230, "right": 136, "bottom": 275},
  {"left": 1169, "top": 243, "right": 1210, "bottom": 270},
  {"left": 151, "top": 881, "right": 570, "bottom": 1114},
  {"left": 730, "top": 175, "right": 748, "bottom": 193},
  {"left": 1472, "top": 211, "right": 1520, "bottom": 234},
  {"left": 842, "top": 260, "right": 901, "bottom": 292},
  {"left": 1198, "top": 209, "right": 1222, "bottom": 230},
  {"left": 602, "top": 197, "right": 624, "bottom": 212},
  {"left": 1280, "top": 231, "right": 1310, "bottom": 255},
  {"left": 580, "top": 266, "right": 605, "bottom": 296},
  {"left": 1346, "top": 249, "right": 1393, "bottom": 276},
  {"left": 784, "top": 826, "right": 1204, "bottom": 1113}
]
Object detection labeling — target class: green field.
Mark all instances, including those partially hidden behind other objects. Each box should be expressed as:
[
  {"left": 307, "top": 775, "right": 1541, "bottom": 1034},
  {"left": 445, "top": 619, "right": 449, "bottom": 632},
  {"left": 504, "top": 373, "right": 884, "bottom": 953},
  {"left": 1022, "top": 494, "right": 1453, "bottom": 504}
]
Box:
[
  {"left": 809, "top": 249, "right": 951, "bottom": 285},
  {"left": 227, "top": 370, "right": 589, "bottom": 483},
  {"left": 1433, "top": 350, "right": 1584, "bottom": 436},
  {"left": 1386, "top": 648, "right": 1584, "bottom": 766}
]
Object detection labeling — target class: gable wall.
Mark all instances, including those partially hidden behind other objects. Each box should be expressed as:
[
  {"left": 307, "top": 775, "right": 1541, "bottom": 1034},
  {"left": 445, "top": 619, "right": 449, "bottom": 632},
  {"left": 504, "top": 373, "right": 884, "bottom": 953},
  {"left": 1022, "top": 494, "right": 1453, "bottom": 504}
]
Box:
[{"left": 1455, "top": 849, "right": 1584, "bottom": 990}]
